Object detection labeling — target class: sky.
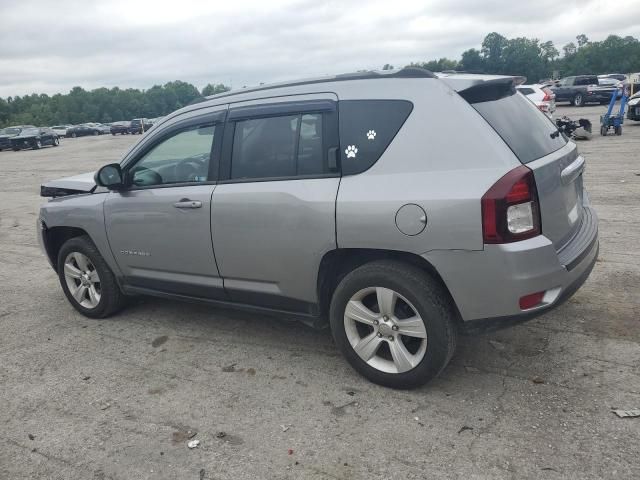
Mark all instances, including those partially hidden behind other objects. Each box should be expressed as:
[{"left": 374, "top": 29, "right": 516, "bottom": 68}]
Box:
[{"left": 0, "top": 0, "right": 638, "bottom": 98}]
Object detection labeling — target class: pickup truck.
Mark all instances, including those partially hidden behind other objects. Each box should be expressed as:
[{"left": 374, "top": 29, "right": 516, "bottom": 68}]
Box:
[{"left": 551, "top": 75, "right": 617, "bottom": 107}]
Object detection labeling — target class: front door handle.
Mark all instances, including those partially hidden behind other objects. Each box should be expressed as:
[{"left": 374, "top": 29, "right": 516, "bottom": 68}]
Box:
[{"left": 173, "top": 199, "right": 202, "bottom": 209}]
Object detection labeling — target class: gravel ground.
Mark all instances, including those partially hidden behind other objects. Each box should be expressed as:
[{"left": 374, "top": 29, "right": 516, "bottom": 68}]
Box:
[{"left": 1, "top": 106, "right": 639, "bottom": 479}]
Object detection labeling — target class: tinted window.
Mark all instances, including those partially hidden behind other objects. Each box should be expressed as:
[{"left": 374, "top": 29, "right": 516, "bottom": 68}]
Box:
[
  {"left": 230, "top": 113, "right": 326, "bottom": 179},
  {"left": 130, "top": 125, "right": 215, "bottom": 186},
  {"left": 471, "top": 91, "right": 567, "bottom": 164},
  {"left": 517, "top": 87, "right": 535, "bottom": 96},
  {"left": 575, "top": 76, "right": 597, "bottom": 86},
  {"left": 339, "top": 100, "right": 413, "bottom": 175}
]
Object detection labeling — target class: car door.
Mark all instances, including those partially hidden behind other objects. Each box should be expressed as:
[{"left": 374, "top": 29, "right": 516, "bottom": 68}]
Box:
[
  {"left": 40, "top": 129, "right": 51, "bottom": 145},
  {"left": 211, "top": 95, "right": 340, "bottom": 313},
  {"left": 563, "top": 77, "right": 575, "bottom": 101},
  {"left": 104, "top": 105, "right": 228, "bottom": 299}
]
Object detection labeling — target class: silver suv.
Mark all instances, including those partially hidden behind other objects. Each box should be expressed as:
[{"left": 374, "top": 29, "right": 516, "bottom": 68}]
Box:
[{"left": 38, "top": 68, "right": 598, "bottom": 388}]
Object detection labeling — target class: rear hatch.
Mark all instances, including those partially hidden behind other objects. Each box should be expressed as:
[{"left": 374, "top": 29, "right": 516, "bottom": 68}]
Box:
[{"left": 453, "top": 76, "right": 584, "bottom": 250}]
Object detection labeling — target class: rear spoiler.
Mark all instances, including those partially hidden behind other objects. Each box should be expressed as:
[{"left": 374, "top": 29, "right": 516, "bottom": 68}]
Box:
[
  {"left": 458, "top": 78, "right": 519, "bottom": 104},
  {"left": 437, "top": 74, "right": 526, "bottom": 104}
]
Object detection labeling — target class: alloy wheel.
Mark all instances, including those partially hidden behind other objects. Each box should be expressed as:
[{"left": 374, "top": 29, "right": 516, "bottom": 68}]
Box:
[
  {"left": 63, "top": 252, "right": 101, "bottom": 309},
  {"left": 344, "top": 287, "right": 427, "bottom": 374}
]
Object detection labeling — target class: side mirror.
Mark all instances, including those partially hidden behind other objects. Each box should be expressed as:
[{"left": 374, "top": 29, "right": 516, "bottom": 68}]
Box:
[{"left": 95, "top": 163, "right": 125, "bottom": 190}]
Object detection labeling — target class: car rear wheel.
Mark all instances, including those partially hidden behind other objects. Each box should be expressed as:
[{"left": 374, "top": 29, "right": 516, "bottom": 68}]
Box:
[
  {"left": 52, "top": 137, "right": 59, "bottom": 146},
  {"left": 57, "top": 236, "right": 126, "bottom": 318},
  {"left": 71, "top": 132, "right": 77, "bottom": 138},
  {"left": 574, "top": 93, "right": 585, "bottom": 107},
  {"left": 93, "top": 130, "right": 99, "bottom": 136},
  {"left": 329, "top": 260, "right": 457, "bottom": 389}
]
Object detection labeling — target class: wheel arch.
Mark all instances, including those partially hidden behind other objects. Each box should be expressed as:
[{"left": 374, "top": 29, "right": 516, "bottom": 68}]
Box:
[
  {"left": 43, "top": 225, "right": 91, "bottom": 272},
  {"left": 316, "top": 248, "right": 462, "bottom": 327}
]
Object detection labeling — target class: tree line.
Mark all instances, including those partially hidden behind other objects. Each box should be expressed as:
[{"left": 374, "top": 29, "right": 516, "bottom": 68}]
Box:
[
  {"left": 0, "top": 81, "right": 230, "bottom": 128},
  {"left": 2, "top": 32, "right": 639, "bottom": 128},
  {"left": 405, "top": 33, "right": 640, "bottom": 85}
]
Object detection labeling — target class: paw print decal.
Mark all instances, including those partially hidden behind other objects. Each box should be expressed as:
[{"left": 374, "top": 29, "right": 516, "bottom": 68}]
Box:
[
  {"left": 345, "top": 145, "right": 358, "bottom": 158},
  {"left": 366, "top": 130, "right": 376, "bottom": 140}
]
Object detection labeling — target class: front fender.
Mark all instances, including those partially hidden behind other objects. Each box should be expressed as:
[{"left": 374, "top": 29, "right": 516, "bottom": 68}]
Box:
[{"left": 39, "top": 192, "right": 122, "bottom": 278}]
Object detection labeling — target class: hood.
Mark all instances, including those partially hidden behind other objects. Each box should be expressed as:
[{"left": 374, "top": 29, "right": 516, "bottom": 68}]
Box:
[{"left": 41, "top": 171, "right": 96, "bottom": 197}]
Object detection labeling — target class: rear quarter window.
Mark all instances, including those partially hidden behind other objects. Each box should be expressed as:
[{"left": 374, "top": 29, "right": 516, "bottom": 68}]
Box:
[
  {"left": 470, "top": 91, "right": 567, "bottom": 164},
  {"left": 339, "top": 100, "right": 413, "bottom": 175}
]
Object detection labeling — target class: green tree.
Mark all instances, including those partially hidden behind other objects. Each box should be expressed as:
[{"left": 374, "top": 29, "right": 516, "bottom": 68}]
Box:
[
  {"left": 201, "top": 83, "right": 231, "bottom": 96},
  {"left": 459, "top": 48, "right": 485, "bottom": 72},
  {"left": 481, "top": 32, "right": 508, "bottom": 73},
  {"left": 576, "top": 34, "right": 590, "bottom": 47},
  {"left": 563, "top": 42, "right": 577, "bottom": 57}
]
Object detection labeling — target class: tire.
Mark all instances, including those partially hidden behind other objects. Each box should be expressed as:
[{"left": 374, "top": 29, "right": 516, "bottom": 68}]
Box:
[
  {"left": 93, "top": 130, "right": 99, "bottom": 136},
  {"left": 57, "top": 235, "right": 126, "bottom": 319},
  {"left": 615, "top": 126, "right": 622, "bottom": 136},
  {"left": 52, "top": 137, "right": 59, "bottom": 146},
  {"left": 574, "top": 93, "right": 584, "bottom": 107},
  {"left": 71, "top": 132, "right": 77, "bottom": 138},
  {"left": 600, "top": 126, "right": 607, "bottom": 136},
  {"left": 32, "top": 140, "right": 41, "bottom": 150},
  {"left": 329, "top": 260, "right": 458, "bottom": 389}
]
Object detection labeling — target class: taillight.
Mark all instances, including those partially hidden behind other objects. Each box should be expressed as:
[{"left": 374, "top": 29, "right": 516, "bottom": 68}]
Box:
[
  {"left": 542, "top": 89, "right": 552, "bottom": 102},
  {"left": 481, "top": 165, "right": 541, "bottom": 243}
]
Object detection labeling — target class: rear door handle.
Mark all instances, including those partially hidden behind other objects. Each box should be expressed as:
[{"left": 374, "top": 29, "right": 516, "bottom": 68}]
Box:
[
  {"left": 173, "top": 199, "right": 202, "bottom": 209},
  {"left": 561, "top": 156, "right": 585, "bottom": 185}
]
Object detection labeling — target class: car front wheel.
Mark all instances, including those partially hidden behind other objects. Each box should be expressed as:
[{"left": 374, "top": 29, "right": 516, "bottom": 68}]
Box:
[
  {"left": 329, "top": 260, "right": 457, "bottom": 389},
  {"left": 57, "top": 236, "right": 126, "bottom": 318}
]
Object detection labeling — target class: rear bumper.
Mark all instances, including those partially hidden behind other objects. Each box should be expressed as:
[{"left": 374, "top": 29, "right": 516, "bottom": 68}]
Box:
[
  {"left": 424, "top": 205, "right": 599, "bottom": 333},
  {"left": 587, "top": 91, "right": 615, "bottom": 103}
]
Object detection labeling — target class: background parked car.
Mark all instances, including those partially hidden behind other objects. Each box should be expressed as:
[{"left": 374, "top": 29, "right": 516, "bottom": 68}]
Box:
[
  {"left": 517, "top": 84, "right": 556, "bottom": 117},
  {"left": 551, "top": 75, "right": 617, "bottom": 106},
  {"left": 598, "top": 73, "right": 627, "bottom": 82},
  {"left": 50, "top": 125, "right": 72, "bottom": 138},
  {"left": 110, "top": 121, "right": 131, "bottom": 135},
  {"left": 10, "top": 127, "right": 59, "bottom": 150},
  {"left": 627, "top": 92, "right": 640, "bottom": 121},
  {"left": 0, "top": 125, "right": 36, "bottom": 150},
  {"left": 128, "top": 118, "right": 152, "bottom": 134},
  {"left": 66, "top": 125, "right": 103, "bottom": 138},
  {"left": 84, "top": 123, "right": 111, "bottom": 134}
]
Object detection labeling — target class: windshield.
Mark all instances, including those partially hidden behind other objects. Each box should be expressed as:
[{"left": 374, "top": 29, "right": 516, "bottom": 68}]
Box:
[{"left": 2, "top": 127, "right": 21, "bottom": 135}]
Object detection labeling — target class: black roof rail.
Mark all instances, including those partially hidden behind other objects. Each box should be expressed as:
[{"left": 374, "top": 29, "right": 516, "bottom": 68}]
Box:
[{"left": 205, "top": 67, "right": 435, "bottom": 101}]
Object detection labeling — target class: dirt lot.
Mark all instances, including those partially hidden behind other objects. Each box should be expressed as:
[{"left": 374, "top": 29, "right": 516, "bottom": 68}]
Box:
[{"left": 1, "top": 106, "right": 639, "bottom": 479}]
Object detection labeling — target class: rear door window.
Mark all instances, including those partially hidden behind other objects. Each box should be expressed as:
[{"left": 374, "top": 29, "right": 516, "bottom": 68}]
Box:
[
  {"left": 230, "top": 112, "right": 330, "bottom": 180},
  {"left": 339, "top": 100, "right": 413, "bottom": 175},
  {"left": 470, "top": 90, "right": 567, "bottom": 164}
]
